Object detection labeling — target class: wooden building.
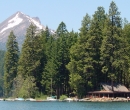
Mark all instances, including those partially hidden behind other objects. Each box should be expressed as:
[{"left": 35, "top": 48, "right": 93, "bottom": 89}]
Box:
[{"left": 88, "top": 83, "right": 130, "bottom": 98}]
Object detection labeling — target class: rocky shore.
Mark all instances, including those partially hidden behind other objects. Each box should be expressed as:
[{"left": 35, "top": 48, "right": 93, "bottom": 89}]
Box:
[
  {"left": 0, "top": 97, "right": 129, "bottom": 102},
  {"left": 80, "top": 97, "right": 129, "bottom": 102}
]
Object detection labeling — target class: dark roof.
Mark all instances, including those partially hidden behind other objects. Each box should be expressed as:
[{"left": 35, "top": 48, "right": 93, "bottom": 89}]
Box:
[
  {"left": 88, "top": 83, "right": 130, "bottom": 94},
  {"left": 88, "top": 91, "right": 130, "bottom": 94},
  {"left": 101, "top": 83, "right": 129, "bottom": 92}
]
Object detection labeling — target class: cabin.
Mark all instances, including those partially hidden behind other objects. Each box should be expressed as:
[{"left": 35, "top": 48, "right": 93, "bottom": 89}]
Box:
[{"left": 87, "top": 83, "right": 130, "bottom": 98}]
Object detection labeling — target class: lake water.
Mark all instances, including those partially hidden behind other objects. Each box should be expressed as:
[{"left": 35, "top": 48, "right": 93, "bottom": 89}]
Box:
[{"left": 0, "top": 101, "right": 130, "bottom": 110}]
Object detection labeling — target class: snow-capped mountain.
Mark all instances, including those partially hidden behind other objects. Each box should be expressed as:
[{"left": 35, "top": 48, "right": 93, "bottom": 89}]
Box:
[{"left": 0, "top": 11, "right": 54, "bottom": 50}]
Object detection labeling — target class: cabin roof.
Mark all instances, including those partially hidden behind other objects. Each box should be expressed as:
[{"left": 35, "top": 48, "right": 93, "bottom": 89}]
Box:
[
  {"left": 101, "top": 83, "right": 129, "bottom": 92},
  {"left": 88, "top": 83, "right": 130, "bottom": 94}
]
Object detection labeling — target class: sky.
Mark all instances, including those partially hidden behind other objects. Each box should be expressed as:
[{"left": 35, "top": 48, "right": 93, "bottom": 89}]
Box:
[{"left": 0, "top": 0, "right": 129, "bottom": 32}]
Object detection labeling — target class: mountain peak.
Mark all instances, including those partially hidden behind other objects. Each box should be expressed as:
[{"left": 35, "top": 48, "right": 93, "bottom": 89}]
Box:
[
  {"left": 0, "top": 12, "right": 23, "bottom": 34},
  {"left": 0, "top": 11, "right": 54, "bottom": 50},
  {"left": 14, "top": 11, "right": 25, "bottom": 17},
  {"left": 16, "top": 11, "right": 23, "bottom": 14},
  {"left": 0, "top": 12, "right": 45, "bottom": 50},
  {"left": 0, "top": 11, "right": 45, "bottom": 35}
]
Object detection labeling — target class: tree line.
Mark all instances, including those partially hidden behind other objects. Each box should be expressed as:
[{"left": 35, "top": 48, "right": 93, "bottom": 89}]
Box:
[{"left": 2, "top": 1, "right": 130, "bottom": 98}]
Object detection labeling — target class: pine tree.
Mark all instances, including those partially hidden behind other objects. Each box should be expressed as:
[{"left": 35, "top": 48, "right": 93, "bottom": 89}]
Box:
[
  {"left": 41, "top": 38, "right": 56, "bottom": 95},
  {"left": 121, "top": 19, "right": 130, "bottom": 87},
  {"left": 67, "top": 14, "right": 92, "bottom": 97},
  {"left": 41, "top": 27, "right": 54, "bottom": 95},
  {"left": 123, "top": 19, "right": 130, "bottom": 44},
  {"left": 16, "top": 24, "right": 43, "bottom": 97},
  {"left": 42, "top": 22, "right": 73, "bottom": 97},
  {"left": 85, "top": 6, "right": 106, "bottom": 89},
  {"left": 0, "top": 50, "right": 5, "bottom": 97},
  {"left": 56, "top": 22, "right": 75, "bottom": 98},
  {"left": 41, "top": 26, "right": 51, "bottom": 66},
  {"left": 4, "top": 31, "right": 19, "bottom": 97},
  {"left": 100, "top": 1, "right": 127, "bottom": 89}
]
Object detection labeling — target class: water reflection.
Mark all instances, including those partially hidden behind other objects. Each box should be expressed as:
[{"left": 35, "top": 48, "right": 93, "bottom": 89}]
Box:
[{"left": 0, "top": 101, "right": 130, "bottom": 110}]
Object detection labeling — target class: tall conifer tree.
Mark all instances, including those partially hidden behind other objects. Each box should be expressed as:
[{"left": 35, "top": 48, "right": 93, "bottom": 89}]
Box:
[
  {"left": 85, "top": 7, "right": 106, "bottom": 89},
  {"left": 100, "top": 1, "right": 128, "bottom": 89},
  {"left": 16, "top": 24, "right": 43, "bottom": 97},
  {"left": 4, "top": 31, "right": 19, "bottom": 97},
  {"left": 67, "top": 14, "right": 92, "bottom": 97}
]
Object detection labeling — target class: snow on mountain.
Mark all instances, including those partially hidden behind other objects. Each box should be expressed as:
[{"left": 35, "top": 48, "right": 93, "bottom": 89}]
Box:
[
  {"left": 25, "top": 15, "right": 42, "bottom": 29},
  {"left": 0, "top": 12, "right": 23, "bottom": 34},
  {"left": 0, "top": 11, "right": 54, "bottom": 50}
]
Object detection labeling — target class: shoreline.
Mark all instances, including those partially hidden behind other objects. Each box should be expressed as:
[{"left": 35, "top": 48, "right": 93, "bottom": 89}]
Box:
[
  {"left": 0, "top": 97, "right": 130, "bottom": 102},
  {"left": 83, "top": 97, "right": 129, "bottom": 102}
]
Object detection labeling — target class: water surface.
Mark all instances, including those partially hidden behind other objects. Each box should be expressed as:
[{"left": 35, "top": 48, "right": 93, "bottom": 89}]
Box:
[{"left": 0, "top": 101, "right": 130, "bottom": 110}]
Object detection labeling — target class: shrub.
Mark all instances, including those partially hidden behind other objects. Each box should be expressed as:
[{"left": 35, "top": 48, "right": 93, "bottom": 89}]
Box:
[{"left": 59, "top": 95, "right": 68, "bottom": 100}]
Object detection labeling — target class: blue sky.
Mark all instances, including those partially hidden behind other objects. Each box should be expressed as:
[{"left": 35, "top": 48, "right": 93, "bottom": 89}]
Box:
[{"left": 0, "top": 0, "right": 129, "bottom": 32}]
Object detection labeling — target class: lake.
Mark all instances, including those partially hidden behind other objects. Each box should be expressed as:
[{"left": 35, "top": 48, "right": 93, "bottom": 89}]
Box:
[{"left": 0, "top": 101, "right": 130, "bottom": 110}]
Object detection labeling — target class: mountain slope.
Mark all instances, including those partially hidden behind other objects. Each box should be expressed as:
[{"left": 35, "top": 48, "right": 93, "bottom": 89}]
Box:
[{"left": 0, "top": 11, "right": 54, "bottom": 50}]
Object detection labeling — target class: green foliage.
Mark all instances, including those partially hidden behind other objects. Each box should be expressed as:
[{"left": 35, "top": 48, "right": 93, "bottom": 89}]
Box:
[
  {"left": 0, "top": 50, "right": 5, "bottom": 97},
  {"left": 67, "top": 13, "right": 93, "bottom": 95},
  {"left": 68, "top": 71, "right": 86, "bottom": 98},
  {"left": 14, "top": 75, "right": 37, "bottom": 98},
  {"left": 42, "top": 22, "right": 75, "bottom": 98},
  {"left": 35, "top": 94, "right": 47, "bottom": 100},
  {"left": 12, "top": 74, "right": 24, "bottom": 97},
  {"left": 4, "top": 31, "right": 19, "bottom": 97},
  {"left": 100, "top": 1, "right": 130, "bottom": 86},
  {"left": 59, "top": 95, "right": 68, "bottom": 100},
  {"left": 0, "top": 50, "right": 5, "bottom": 77},
  {"left": 18, "top": 76, "right": 37, "bottom": 98},
  {"left": 18, "top": 24, "right": 42, "bottom": 77},
  {"left": 41, "top": 28, "right": 54, "bottom": 95},
  {"left": 2, "top": 1, "right": 130, "bottom": 99},
  {"left": 15, "top": 24, "right": 44, "bottom": 97}
]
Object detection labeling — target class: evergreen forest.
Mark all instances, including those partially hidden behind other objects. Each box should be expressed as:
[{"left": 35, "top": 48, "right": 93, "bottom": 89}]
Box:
[{"left": 1, "top": 1, "right": 130, "bottom": 98}]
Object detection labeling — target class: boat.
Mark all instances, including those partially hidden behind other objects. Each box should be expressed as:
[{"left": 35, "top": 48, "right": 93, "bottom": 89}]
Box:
[
  {"left": 0, "top": 98, "right": 4, "bottom": 101},
  {"left": 26, "top": 98, "right": 43, "bottom": 102},
  {"left": 29, "top": 98, "right": 36, "bottom": 101},
  {"left": 64, "top": 98, "right": 73, "bottom": 102},
  {"left": 15, "top": 97, "right": 24, "bottom": 101},
  {"left": 47, "top": 97, "right": 57, "bottom": 101}
]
